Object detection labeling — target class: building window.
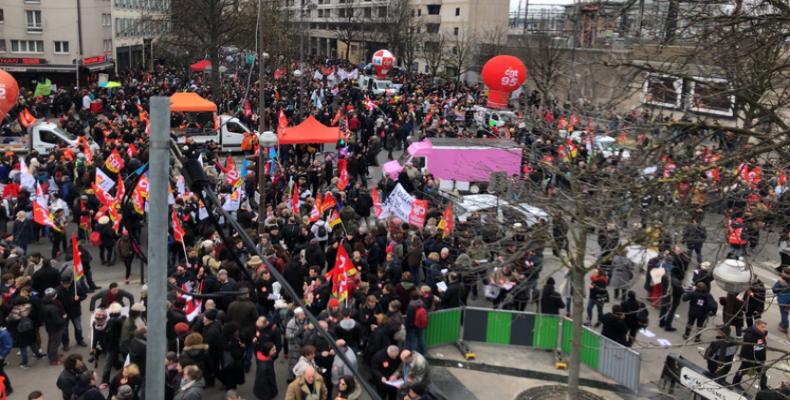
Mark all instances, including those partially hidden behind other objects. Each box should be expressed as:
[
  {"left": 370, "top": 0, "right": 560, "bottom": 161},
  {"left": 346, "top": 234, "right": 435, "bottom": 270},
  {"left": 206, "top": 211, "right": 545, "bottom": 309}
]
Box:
[
  {"left": 11, "top": 40, "right": 44, "bottom": 53},
  {"left": 0, "top": 9, "right": 4, "bottom": 24},
  {"left": 453, "top": 27, "right": 459, "bottom": 36},
  {"left": 427, "top": 5, "right": 440, "bottom": 15},
  {"left": 102, "top": 13, "right": 112, "bottom": 27},
  {"left": 54, "top": 41, "right": 69, "bottom": 54},
  {"left": 455, "top": 7, "right": 460, "bottom": 16},
  {"left": 26, "top": 10, "right": 42, "bottom": 33},
  {"left": 378, "top": 7, "right": 386, "bottom": 18},
  {"left": 103, "top": 39, "right": 112, "bottom": 52},
  {"left": 417, "top": 9, "right": 421, "bottom": 16},
  {"left": 364, "top": 8, "right": 371, "bottom": 18},
  {"left": 23, "top": 0, "right": 41, "bottom": 3},
  {"left": 426, "top": 24, "right": 439, "bottom": 34},
  {"left": 0, "top": 40, "right": 6, "bottom": 52}
]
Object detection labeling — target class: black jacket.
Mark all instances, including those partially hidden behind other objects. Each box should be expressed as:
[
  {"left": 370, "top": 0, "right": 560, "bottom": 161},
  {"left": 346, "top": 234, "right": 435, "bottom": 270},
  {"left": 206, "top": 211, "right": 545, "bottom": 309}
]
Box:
[
  {"left": 440, "top": 281, "right": 464, "bottom": 309},
  {"left": 371, "top": 347, "right": 401, "bottom": 386},
  {"left": 539, "top": 283, "right": 565, "bottom": 315},
  {"left": 600, "top": 313, "right": 628, "bottom": 346},
  {"left": 42, "top": 297, "right": 67, "bottom": 333},
  {"left": 682, "top": 290, "right": 717, "bottom": 318},
  {"left": 253, "top": 358, "right": 278, "bottom": 400},
  {"left": 740, "top": 326, "right": 767, "bottom": 363},
  {"left": 32, "top": 265, "right": 61, "bottom": 294},
  {"left": 57, "top": 366, "right": 86, "bottom": 400},
  {"left": 56, "top": 283, "right": 86, "bottom": 318}
]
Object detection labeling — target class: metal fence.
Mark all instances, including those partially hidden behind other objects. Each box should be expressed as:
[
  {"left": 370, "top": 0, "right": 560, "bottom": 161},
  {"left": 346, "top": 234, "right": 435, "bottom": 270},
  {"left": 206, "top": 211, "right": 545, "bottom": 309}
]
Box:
[{"left": 424, "top": 306, "right": 641, "bottom": 393}]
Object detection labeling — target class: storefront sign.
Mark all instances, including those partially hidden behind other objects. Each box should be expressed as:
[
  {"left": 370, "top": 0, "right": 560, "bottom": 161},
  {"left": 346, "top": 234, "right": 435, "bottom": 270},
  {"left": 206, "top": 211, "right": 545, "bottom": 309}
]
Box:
[
  {"left": 82, "top": 55, "right": 107, "bottom": 65},
  {"left": 0, "top": 58, "right": 46, "bottom": 65}
]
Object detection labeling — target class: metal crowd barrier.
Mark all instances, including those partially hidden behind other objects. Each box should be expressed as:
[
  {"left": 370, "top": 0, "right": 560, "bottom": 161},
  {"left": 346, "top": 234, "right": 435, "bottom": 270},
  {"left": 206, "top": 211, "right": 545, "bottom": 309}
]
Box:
[{"left": 424, "top": 306, "right": 642, "bottom": 393}]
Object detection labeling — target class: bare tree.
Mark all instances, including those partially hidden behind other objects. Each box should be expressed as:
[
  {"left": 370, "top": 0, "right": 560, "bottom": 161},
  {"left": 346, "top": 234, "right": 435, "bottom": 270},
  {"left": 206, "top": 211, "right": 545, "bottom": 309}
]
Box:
[
  {"left": 517, "top": 34, "right": 566, "bottom": 106},
  {"left": 443, "top": 31, "right": 478, "bottom": 81},
  {"left": 334, "top": 0, "right": 369, "bottom": 62},
  {"left": 167, "top": 0, "right": 245, "bottom": 97},
  {"left": 384, "top": 0, "right": 420, "bottom": 74},
  {"left": 480, "top": 25, "right": 509, "bottom": 57},
  {"left": 422, "top": 34, "right": 446, "bottom": 78}
]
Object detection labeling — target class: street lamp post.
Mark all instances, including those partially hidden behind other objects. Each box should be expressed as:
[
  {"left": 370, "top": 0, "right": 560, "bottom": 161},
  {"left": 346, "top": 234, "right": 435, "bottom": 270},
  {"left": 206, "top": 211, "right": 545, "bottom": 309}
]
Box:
[{"left": 257, "top": 131, "right": 278, "bottom": 234}]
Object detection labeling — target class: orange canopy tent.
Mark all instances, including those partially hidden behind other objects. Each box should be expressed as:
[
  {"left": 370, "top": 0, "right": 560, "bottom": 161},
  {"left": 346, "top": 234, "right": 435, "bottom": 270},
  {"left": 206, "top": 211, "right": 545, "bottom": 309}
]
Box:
[
  {"left": 170, "top": 92, "right": 217, "bottom": 113},
  {"left": 279, "top": 115, "right": 341, "bottom": 145},
  {"left": 190, "top": 60, "right": 211, "bottom": 73}
]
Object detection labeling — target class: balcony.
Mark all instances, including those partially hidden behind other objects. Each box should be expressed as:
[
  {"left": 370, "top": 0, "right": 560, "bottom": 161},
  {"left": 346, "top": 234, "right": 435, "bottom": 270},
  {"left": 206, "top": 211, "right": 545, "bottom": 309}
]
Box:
[{"left": 422, "top": 14, "right": 441, "bottom": 25}]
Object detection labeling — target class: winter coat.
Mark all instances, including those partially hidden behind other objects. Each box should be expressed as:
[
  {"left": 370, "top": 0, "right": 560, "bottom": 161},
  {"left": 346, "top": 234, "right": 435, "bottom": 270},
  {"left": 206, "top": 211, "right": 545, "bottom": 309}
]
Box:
[
  {"left": 254, "top": 357, "right": 278, "bottom": 400},
  {"left": 682, "top": 290, "right": 717, "bottom": 318},
  {"left": 284, "top": 373, "right": 328, "bottom": 400},
  {"left": 218, "top": 337, "right": 245, "bottom": 387},
  {"left": 609, "top": 256, "right": 634, "bottom": 290},
  {"left": 740, "top": 325, "right": 768, "bottom": 363},
  {"left": 227, "top": 298, "right": 258, "bottom": 340},
  {"left": 600, "top": 313, "right": 628, "bottom": 346},
  {"left": 539, "top": 283, "right": 565, "bottom": 315},
  {"left": 56, "top": 283, "right": 86, "bottom": 318},
  {"left": 42, "top": 297, "right": 67, "bottom": 333},
  {"left": 773, "top": 278, "right": 790, "bottom": 306},
  {"left": 180, "top": 344, "right": 213, "bottom": 378},
  {"left": 173, "top": 378, "right": 205, "bottom": 400}
]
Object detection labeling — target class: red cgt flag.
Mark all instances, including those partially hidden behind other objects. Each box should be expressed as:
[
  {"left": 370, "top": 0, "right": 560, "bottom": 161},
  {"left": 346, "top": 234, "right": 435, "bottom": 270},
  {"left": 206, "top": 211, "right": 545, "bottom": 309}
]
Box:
[
  {"left": 172, "top": 209, "right": 185, "bottom": 243},
  {"left": 337, "top": 158, "right": 349, "bottom": 191},
  {"left": 72, "top": 233, "right": 84, "bottom": 280},
  {"left": 320, "top": 192, "right": 337, "bottom": 213},
  {"left": 104, "top": 149, "right": 125, "bottom": 173},
  {"left": 33, "top": 202, "right": 61, "bottom": 232},
  {"left": 325, "top": 245, "right": 357, "bottom": 301},
  {"left": 371, "top": 188, "right": 382, "bottom": 218}
]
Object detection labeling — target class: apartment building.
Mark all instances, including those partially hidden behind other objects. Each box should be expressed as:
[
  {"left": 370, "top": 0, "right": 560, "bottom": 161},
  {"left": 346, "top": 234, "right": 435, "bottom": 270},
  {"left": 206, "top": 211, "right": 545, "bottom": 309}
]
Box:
[
  {"left": 283, "top": 0, "right": 508, "bottom": 77},
  {"left": 0, "top": 0, "right": 114, "bottom": 87},
  {"left": 111, "top": 0, "right": 169, "bottom": 72}
]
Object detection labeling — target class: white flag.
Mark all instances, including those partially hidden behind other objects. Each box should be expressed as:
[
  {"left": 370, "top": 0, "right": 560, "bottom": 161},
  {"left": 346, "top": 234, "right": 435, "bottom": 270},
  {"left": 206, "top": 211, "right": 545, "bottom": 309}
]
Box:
[
  {"left": 95, "top": 168, "right": 116, "bottom": 193},
  {"left": 313, "top": 70, "right": 324, "bottom": 81},
  {"left": 19, "top": 157, "right": 36, "bottom": 191},
  {"left": 337, "top": 68, "right": 349, "bottom": 81},
  {"left": 348, "top": 69, "right": 359, "bottom": 80}
]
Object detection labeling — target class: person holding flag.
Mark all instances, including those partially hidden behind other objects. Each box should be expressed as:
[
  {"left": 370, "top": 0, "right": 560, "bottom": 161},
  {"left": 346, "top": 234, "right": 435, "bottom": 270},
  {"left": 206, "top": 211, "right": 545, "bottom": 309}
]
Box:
[{"left": 325, "top": 244, "right": 358, "bottom": 305}]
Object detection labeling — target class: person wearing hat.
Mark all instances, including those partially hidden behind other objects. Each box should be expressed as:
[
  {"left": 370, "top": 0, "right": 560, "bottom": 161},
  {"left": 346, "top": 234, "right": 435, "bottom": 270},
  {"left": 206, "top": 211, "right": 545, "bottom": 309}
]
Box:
[
  {"left": 41, "top": 287, "right": 67, "bottom": 364},
  {"left": 227, "top": 287, "right": 258, "bottom": 373},
  {"left": 11, "top": 211, "right": 33, "bottom": 253},
  {"left": 247, "top": 255, "right": 264, "bottom": 270},
  {"left": 96, "top": 215, "right": 117, "bottom": 265}
]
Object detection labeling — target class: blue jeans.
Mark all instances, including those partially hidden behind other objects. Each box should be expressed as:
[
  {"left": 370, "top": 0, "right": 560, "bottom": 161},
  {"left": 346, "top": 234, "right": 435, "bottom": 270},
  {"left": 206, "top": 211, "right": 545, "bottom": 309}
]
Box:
[
  {"left": 407, "top": 328, "right": 425, "bottom": 355},
  {"left": 780, "top": 304, "right": 789, "bottom": 329},
  {"left": 19, "top": 345, "right": 29, "bottom": 365},
  {"left": 586, "top": 300, "right": 603, "bottom": 324},
  {"left": 62, "top": 315, "right": 84, "bottom": 346}
]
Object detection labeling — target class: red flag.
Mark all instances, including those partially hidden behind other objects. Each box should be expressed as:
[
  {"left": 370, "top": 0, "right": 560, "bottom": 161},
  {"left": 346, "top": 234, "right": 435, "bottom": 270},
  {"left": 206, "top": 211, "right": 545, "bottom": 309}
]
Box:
[
  {"left": 126, "top": 143, "right": 138, "bottom": 158},
  {"left": 423, "top": 110, "right": 433, "bottom": 126},
  {"left": 80, "top": 138, "right": 93, "bottom": 164},
  {"left": 172, "top": 209, "right": 185, "bottom": 243},
  {"left": 325, "top": 245, "right": 358, "bottom": 301},
  {"left": 274, "top": 68, "right": 285, "bottom": 80},
  {"left": 115, "top": 174, "right": 125, "bottom": 201},
  {"left": 331, "top": 108, "right": 342, "bottom": 126},
  {"left": 243, "top": 99, "right": 252, "bottom": 117},
  {"left": 321, "top": 192, "right": 337, "bottom": 213},
  {"left": 104, "top": 149, "right": 125, "bottom": 173},
  {"left": 33, "top": 202, "right": 61, "bottom": 232},
  {"left": 92, "top": 183, "right": 115, "bottom": 206},
  {"left": 371, "top": 188, "right": 383, "bottom": 218},
  {"left": 291, "top": 181, "right": 300, "bottom": 215},
  {"left": 277, "top": 109, "right": 288, "bottom": 136},
  {"left": 225, "top": 155, "right": 235, "bottom": 171},
  {"left": 438, "top": 203, "right": 454, "bottom": 237},
  {"left": 337, "top": 158, "right": 349, "bottom": 191},
  {"left": 72, "top": 233, "right": 84, "bottom": 280},
  {"left": 408, "top": 199, "right": 428, "bottom": 229}
]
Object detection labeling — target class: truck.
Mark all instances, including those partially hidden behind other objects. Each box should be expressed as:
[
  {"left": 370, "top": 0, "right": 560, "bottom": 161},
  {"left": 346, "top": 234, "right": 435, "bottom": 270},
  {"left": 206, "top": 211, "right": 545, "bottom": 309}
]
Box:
[
  {"left": 169, "top": 92, "right": 253, "bottom": 152},
  {"left": 357, "top": 75, "right": 400, "bottom": 95},
  {"left": 0, "top": 121, "right": 100, "bottom": 154},
  {"left": 405, "top": 138, "right": 523, "bottom": 193}
]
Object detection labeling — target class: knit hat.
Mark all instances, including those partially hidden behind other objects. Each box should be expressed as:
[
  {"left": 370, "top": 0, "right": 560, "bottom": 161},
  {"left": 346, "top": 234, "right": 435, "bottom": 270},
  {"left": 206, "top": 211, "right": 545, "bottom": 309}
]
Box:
[
  {"left": 44, "top": 287, "right": 56, "bottom": 299},
  {"left": 116, "top": 385, "right": 134, "bottom": 400},
  {"left": 174, "top": 322, "right": 190, "bottom": 336}
]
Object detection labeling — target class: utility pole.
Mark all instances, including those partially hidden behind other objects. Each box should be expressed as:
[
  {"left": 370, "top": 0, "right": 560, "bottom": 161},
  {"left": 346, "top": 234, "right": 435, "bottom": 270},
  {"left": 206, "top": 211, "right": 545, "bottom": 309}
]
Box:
[
  {"left": 144, "top": 96, "right": 170, "bottom": 400},
  {"left": 76, "top": 0, "right": 84, "bottom": 86},
  {"left": 257, "top": 0, "right": 267, "bottom": 235}
]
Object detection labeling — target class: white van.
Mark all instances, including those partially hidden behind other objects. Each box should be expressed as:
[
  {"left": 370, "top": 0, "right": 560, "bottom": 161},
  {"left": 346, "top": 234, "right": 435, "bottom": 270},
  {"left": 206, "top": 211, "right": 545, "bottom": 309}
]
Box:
[
  {"left": 0, "top": 121, "right": 100, "bottom": 154},
  {"left": 357, "top": 76, "right": 400, "bottom": 95},
  {"left": 173, "top": 115, "right": 251, "bottom": 151}
]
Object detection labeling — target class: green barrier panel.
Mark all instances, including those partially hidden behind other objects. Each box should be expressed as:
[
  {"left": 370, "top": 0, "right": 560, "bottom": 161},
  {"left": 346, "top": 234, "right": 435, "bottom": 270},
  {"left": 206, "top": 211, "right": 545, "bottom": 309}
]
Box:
[
  {"left": 561, "top": 321, "right": 601, "bottom": 370},
  {"left": 532, "top": 314, "right": 560, "bottom": 350},
  {"left": 486, "top": 311, "right": 512, "bottom": 344},
  {"left": 425, "top": 308, "right": 461, "bottom": 347}
]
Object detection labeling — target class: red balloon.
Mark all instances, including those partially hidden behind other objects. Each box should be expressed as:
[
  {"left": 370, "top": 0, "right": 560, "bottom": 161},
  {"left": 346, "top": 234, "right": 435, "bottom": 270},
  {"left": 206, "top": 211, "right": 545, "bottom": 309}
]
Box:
[
  {"left": 0, "top": 70, "right": 18, "bottom": 120},
  {"left": 481, "top": 55, "right": 527, "bottom": 109},
  {"left": 372, "top": 49, "right": 395, "bottom": 79}
]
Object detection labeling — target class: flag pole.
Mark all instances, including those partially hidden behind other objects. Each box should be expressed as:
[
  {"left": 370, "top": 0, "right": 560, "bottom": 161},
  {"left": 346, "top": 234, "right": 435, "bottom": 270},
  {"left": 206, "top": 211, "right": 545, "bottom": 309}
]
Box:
[{"left": 181, "top": 240, "right": 190, "bottom": 269}]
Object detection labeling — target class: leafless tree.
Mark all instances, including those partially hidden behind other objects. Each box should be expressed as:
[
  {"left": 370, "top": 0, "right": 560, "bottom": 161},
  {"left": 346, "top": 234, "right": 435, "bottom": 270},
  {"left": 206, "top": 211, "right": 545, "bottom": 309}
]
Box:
[
  {"left": 334, "top": 0, "right": 369, "bottom": 62},
  {"left": 443, "top": 31, "right": 478, "bottom": 81},
  {"left": 422, "top": 34, "right": 446, "bottom": 78},
  {"left": 518, "top": 34, "right": 566, "bottom": 106}
]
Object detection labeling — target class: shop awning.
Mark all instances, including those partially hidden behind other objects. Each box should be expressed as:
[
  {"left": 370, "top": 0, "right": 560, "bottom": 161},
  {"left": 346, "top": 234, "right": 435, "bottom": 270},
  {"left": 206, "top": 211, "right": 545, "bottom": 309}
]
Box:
[
  {"left": 190, "top": 60, "right": 211, "bottom": 73},
  {"left": 170, "top": 92, "right": 217, "bottom": 113},
  {"left": 278, "top": 115, "right": 341, "bottom": 145}
]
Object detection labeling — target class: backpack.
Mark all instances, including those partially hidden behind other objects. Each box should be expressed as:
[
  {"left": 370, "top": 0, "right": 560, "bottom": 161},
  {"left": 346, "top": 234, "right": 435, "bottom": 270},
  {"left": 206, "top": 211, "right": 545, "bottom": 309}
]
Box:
[
  {"left": 414, "top": 306, "right": 429, "bottom": 329},
  {"left": 317, "top": 224, "right": 327, "bottom": 238},
  {"left": 16, "top": 316, "right": 33, "bottom": 333},
  {"left": 89, "top": 231, "right": 101, "bottom": 247}
]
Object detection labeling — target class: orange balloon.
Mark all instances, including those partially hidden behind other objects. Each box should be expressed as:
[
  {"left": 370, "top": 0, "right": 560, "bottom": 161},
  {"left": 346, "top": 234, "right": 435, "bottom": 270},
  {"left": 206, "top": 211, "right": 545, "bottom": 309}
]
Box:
[{"left": 0, "top": 69, "right": 19, "bottom": 120}]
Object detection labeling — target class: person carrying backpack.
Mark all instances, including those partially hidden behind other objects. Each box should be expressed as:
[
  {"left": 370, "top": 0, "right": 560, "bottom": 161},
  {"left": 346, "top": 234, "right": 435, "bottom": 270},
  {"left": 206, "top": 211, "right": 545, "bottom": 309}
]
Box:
[
  {"left": 405, "top": 291, "right": 428, "bottom": 355},
  {"left": 682, "top": 282, "right": 717, "bottom": 342}
]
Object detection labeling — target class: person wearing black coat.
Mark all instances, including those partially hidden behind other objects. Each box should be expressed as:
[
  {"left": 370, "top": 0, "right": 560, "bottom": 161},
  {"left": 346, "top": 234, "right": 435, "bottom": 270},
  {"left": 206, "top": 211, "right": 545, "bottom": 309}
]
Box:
[
  {"left": 32, "top": 259, "right": 62, "bottom": 294},
  {"left": 197, "top": 309, "right": 223, "bottom": 387},
  {"left": 70, "top": 370, "right": 106, "bottom": 400},
  {"left": 253, "top": 341, "right": 279, "bottom": 400},
  {"left": 539, "top": 278, "right": 565, "bottom": 315},
  {"left": 56, "top": 275, "right": 88, "bottom": 349},
  {"left": 217, "top": 322, "right": 245, "bottom": 390},
  {"left": 370, "top": 345, "right": 401, "bottom": 400},
  {"left": 56, "top": 354, "right": 87, "bottom": 400},
  {"left": 11, "top": 212, "right": 33, "bottom": 252},
  {"left": 363, "top": 316, "right": 395, "bottom": 364},
  {"left": 732, "top": 321, "right": 768, "bottom": 390},
  {"left": 681, "top": 282, "right": 717, "bottom": 342},
  {"left": 438, "top": 272, "right": 464, "bottom": 309},
  {"left": 620, "top": 291, "right": 647, "bottom": 347},
  {"left": 600, "top": 305, "right": 628, "bottom": 346},
  {"left": 166, "top": 300, "right": 189, "bottom": 341},
  {"left": 42, "top": 289, "right": 67, "bottom": 363},
  {"left": 746, "top": 279, "right": 766, "bottom": 328},
  {"left": 704, "top": 325, "right": 737, "bottom": 384},
  {"left": 334, "top": 309, "right": 362, "bottom": 352},
  {"left": 180, "top": 332, "right": 212, "bottom": 383}
]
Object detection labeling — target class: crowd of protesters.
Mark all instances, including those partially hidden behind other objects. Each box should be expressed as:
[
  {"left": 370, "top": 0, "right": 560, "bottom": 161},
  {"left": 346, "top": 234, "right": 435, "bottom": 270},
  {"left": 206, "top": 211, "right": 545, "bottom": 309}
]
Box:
[{"left": 0, "top": 51, "right": 784, "bottom": 400}]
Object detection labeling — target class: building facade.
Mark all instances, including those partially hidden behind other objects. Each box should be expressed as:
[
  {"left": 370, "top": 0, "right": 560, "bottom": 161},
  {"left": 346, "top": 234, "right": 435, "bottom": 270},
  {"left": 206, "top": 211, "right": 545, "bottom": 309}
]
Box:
[
  {"left": 0, "top": 0, "right": 114, "bottom": 87},
  {"left": 283, "top": 0, "right": 508, "bottom": 79},
  {"left": 111, "top": 0, "right": 169, "bottom": 73}
]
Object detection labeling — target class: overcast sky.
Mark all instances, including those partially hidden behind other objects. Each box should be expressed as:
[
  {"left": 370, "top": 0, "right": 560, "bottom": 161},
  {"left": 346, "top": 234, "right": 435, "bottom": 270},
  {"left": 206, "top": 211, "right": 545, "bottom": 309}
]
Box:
[{"left": 510, "top": 0, "right": 575, "bottom": 11}]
